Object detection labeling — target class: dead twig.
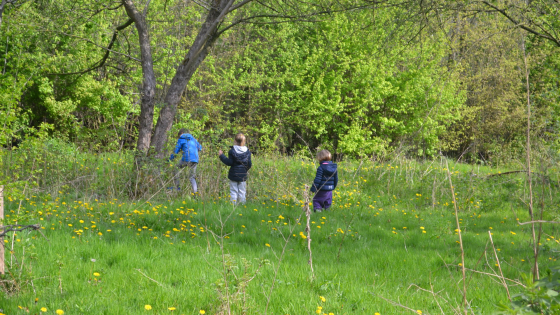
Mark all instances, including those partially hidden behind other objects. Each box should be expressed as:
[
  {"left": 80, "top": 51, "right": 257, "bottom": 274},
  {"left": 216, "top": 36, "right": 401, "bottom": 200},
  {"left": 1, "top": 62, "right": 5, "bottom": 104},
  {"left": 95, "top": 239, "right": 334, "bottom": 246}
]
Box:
[
  {"left": 488, "top": 231, "right": 511, "bottom": 301},
  {"left": 445, "top": 158, "right": 467, "bottom": 315},
  {"left": 518, "top": 220, "right": 560, "bottom": 225},
  {"left": 135, "top": 269, "right": 164, "bottom": 287},
  {"left": 375, "top": 294, "right": 424, "bottom": 314},
  {"left": 0, "top": 224, "right": 41, "bottom": 237},
  {"left": 460, "top": 267, "right": 525, "bottom": 287}
]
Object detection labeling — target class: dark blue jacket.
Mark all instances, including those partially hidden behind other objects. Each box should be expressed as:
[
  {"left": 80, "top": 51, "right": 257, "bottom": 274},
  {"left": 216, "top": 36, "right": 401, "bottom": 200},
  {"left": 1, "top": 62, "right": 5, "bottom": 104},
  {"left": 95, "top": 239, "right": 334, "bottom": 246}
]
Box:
[
  {"left": 219, "top": 146, "right": 252, "bottom": 182},
  {"left": 170, "top": 134, "right": 202, "bottom": 163},
  {"left": 311, "top": 161, "right": 338, "bottom": 192}
]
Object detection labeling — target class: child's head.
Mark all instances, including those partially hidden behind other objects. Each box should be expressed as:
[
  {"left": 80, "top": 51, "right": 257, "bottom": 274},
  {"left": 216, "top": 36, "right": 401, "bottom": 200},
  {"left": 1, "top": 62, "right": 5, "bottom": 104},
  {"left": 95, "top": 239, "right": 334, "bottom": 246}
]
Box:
[
  {"left": 234, "top": 133, "right": 246, "bottom": 146},
  {"left": 177, "top": 128, "right": 189, "bottom": 138},
  {"left": 317, "top": 149, "right": 332, "bottom": 162}
]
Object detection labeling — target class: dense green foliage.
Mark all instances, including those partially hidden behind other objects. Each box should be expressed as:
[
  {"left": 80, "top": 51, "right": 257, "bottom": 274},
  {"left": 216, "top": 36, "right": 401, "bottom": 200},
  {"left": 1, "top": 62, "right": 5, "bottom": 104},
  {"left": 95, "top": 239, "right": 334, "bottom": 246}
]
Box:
[{"left": 1, "top": 0, "right": 558, "bottom": 161}]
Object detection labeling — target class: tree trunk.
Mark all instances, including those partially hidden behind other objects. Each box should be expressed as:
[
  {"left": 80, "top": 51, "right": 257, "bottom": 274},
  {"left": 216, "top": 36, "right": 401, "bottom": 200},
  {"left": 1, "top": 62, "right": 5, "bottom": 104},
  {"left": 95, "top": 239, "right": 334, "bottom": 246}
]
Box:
[
  {"left": 123, "top": 0, "right": 157, "bottom": 154},
  {"left": 150, "top": 1, "right": 234, "bottom": 156},
  {"left": 0, "top": 0, "right": 7, "bottom": 30}
]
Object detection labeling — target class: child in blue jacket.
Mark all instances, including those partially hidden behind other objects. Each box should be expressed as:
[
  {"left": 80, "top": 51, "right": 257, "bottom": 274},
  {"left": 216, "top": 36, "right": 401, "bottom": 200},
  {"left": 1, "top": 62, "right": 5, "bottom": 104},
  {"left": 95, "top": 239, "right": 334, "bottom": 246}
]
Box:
[
  {"left": 218, "top": 133, "right": 252, "bottom": 204},
  {"left": 169, "top": 128, "right": 202, "bottom": 193},
  {"left": 310, "top": 149, "right": 338, "bottom": 212}
]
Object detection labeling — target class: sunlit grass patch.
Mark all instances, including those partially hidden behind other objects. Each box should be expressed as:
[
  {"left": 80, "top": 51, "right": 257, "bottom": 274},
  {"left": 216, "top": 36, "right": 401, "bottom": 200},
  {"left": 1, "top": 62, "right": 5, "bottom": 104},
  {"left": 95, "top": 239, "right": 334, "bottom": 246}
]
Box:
[{"left": 1, "top": 157, "right": 559, "bottom": 314}]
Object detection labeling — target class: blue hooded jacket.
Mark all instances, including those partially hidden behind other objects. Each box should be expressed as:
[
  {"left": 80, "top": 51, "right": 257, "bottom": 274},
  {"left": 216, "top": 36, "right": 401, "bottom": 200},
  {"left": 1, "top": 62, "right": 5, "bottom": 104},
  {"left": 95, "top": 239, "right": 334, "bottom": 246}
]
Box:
[
  {"left": 170, "top": 133, "right": 202, "bottom": 163},
  {"left": 311, "top": 161, "right": 338, "bottom": 192}
]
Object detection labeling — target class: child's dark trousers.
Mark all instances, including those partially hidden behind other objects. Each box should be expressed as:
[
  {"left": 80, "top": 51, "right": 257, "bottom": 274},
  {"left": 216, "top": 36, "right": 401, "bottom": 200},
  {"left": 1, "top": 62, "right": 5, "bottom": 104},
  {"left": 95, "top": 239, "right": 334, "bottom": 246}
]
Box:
[{"left": 313, "top": 190, "right": 332, "bottom": 212}]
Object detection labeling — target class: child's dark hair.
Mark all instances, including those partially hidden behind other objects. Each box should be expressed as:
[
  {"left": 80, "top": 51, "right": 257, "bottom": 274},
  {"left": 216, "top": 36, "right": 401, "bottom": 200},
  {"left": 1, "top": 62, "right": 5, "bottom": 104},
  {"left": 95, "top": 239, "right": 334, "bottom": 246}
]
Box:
[
  {"left": 235, "top": 133, "right": 246, "bottom": 146},
  {"left": 317, "top": 149, "right": 332, "bottom": 162},
  {"left": 177, "top": 128, "right": 189, "bottom": 137}
]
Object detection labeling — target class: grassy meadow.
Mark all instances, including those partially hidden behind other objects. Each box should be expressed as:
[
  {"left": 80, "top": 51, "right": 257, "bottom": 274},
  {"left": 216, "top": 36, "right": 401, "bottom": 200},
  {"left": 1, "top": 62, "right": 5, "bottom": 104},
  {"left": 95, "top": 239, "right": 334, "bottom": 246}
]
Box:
[{"left": 1, "top": 152, "right": 560, "bottom": 315}]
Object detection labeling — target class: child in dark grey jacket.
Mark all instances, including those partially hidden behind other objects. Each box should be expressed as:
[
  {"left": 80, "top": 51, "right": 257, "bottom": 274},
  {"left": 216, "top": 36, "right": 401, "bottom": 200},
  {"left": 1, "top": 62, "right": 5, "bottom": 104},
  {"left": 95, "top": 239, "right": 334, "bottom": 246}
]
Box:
[
  {"left": 218, "top": 133, "right": 252, "bottom": 204},
  {"left": 311, "top": 149, "right": 338, "bottom": 212}
]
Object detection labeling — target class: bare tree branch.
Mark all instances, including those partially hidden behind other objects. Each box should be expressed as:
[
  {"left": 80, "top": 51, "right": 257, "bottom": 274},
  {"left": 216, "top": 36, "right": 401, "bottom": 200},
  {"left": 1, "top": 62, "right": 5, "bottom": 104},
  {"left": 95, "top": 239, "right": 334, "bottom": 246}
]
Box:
[
  {"left": 192, "top": 0, "right": 212, "bottom": 11},
  {"left": 48, "top": 18, "right": 136, "bottom": 75},
  {"left": 0, "top": 224, "right": 41, "bottom": 238},
  {"left": 0, "top": 0, "right": 7, "bottom": 30},
  {"left": 480, "top": 0, "right": 560, "bottom": 47},
  {"left": 143, "top": 0, "right": 152, "bottom": 16},
  {"left": 228, "top": 0, "right": 253, "bottom": 13},
  {"left": 518, "top": 220, "right": 560, "bottom": 226},
  {"left": 56, "top": 30, "right": 140, "bottom": 62}
]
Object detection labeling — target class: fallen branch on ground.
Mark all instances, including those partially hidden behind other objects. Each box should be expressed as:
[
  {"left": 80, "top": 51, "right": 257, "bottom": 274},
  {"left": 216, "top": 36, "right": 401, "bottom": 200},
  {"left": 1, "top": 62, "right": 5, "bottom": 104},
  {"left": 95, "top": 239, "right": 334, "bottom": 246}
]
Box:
[{"left": 0, "top": 224, "right": 41, "bottom": 237}]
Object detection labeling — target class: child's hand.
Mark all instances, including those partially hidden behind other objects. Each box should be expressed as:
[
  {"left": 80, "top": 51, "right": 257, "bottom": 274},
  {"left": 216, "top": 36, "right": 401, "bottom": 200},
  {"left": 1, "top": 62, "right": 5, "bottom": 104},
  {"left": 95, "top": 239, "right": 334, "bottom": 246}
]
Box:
[{"left": 218, "top": 150, "right": 223, "bottom": 156}]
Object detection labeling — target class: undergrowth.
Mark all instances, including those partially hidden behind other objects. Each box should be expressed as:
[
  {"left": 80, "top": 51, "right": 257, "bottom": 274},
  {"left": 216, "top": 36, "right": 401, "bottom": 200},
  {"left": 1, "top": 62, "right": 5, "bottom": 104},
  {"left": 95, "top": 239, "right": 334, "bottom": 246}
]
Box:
[{"left": 2, "top": 142, "right": 560, "bottom": 314}]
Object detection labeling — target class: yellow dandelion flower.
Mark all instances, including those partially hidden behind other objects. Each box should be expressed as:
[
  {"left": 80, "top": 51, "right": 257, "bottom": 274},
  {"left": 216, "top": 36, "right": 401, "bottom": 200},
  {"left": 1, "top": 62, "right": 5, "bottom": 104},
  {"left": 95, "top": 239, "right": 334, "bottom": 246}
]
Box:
[
  {"left": 320, "top": 296, "right": 326, "bottom": 302},
  {"left": 145, "top": 305, "right": 152, "bottom": 310},
  {"left": 200, "top": 310, "right": 206, "bottom": 314},
  {"left": 265, "top": 243, "right": 270, "bottom": 247},
  {"left": 93, "top": 272, "right": 100, "bottom": 277},
  {"left": 41, "top": 307, "right": 47, "bottom": 312},
  {"left": 56, "top": 310, "right": 64, "bottom": 315},
  {"left": 168, "top": 307, "right": 176, "bottom": 311}
]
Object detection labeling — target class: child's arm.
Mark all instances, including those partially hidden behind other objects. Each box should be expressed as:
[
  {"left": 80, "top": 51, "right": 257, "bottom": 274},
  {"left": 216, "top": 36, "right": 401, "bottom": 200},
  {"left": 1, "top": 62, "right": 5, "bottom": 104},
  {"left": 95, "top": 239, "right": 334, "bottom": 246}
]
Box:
[
  {"left": 311, "top": 167, "right": 324, "bottom": 191},
  {"left": 169, "top": 139, "right": 182, "bottom": 161},
  {"left": 219, "top": 150, "right": 234, "bottom": 166}
]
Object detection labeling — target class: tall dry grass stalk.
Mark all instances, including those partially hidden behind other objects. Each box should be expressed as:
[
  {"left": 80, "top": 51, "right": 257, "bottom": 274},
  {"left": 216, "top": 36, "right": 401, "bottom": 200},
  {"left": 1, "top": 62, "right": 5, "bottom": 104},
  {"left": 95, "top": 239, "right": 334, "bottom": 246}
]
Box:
[
  {"left": 445, "top": 158, "right": 468, "bottom": 315},
  {"left": 488, "top": 230, "right": 511, "bottom": 301},
  {"left": 520, "top": 31, "right": 541, "bottom": 281}
]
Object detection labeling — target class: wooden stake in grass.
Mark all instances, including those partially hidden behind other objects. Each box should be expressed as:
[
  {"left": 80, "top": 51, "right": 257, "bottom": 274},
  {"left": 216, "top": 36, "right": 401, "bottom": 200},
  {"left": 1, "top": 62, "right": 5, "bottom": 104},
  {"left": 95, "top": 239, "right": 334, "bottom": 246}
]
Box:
[
  {"left": 304, "top": 185, "right": 314, "bottom": 279},
  {"left": 445, "top": 159, "right": 467, "bottom": 315},
  {"left": 0, "top": 185, "right": 4, "bottom": 275}
]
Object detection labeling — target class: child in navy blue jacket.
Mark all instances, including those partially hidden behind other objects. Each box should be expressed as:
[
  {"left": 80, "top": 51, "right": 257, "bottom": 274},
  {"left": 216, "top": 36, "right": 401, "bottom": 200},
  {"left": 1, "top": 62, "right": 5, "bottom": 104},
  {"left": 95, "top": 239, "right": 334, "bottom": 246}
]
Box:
[
  {"left": 218, "top": 133, "right": 252, "bottom": 204},
  {"left": 310, "top": 150, "right": 338, "bottom": 212}
]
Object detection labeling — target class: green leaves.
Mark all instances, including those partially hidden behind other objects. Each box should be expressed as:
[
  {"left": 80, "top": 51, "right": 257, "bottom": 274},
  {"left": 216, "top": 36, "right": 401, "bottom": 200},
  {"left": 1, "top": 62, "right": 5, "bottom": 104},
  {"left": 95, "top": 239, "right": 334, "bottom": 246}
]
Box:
[
  {"left": 201, "top": 7, "right": 464, "bottom": 156},
  {"left": 497, "top": 267, "right": 560, "bottom": 314}
]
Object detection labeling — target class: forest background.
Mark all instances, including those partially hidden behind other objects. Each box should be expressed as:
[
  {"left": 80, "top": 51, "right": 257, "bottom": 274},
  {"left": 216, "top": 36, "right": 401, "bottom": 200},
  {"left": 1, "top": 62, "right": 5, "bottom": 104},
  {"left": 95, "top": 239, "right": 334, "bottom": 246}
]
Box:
[{"left": 0, "top": 0, "right": 558, "bottom": 163}]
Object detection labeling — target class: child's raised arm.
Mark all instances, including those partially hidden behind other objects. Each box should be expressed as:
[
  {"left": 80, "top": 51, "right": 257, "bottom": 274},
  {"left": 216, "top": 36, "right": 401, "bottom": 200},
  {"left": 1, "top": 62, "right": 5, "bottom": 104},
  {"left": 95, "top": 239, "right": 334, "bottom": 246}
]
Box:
[{"left": 219, "top": 150, "right": 234, "bottom": 166}]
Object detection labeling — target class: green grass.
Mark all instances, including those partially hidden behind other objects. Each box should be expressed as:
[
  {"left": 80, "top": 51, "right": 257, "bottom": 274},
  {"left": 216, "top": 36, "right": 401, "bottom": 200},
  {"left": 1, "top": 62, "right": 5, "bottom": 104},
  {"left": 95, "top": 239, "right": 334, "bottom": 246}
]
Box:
[{"left": 2, "top": 157, "right": 560, "bottom": 314}]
